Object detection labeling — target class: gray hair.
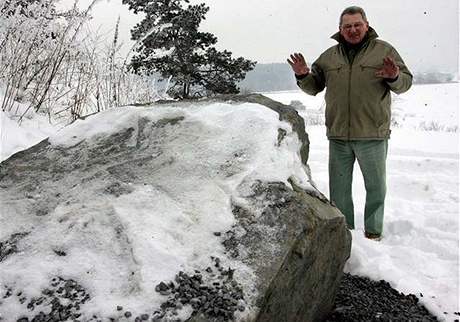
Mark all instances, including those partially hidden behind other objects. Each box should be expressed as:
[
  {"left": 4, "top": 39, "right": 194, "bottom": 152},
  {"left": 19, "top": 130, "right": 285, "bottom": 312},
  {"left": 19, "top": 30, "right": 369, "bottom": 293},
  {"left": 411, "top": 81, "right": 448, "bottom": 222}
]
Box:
[{"left": 339, "top": 6, "right": 368, "bottom": 26}]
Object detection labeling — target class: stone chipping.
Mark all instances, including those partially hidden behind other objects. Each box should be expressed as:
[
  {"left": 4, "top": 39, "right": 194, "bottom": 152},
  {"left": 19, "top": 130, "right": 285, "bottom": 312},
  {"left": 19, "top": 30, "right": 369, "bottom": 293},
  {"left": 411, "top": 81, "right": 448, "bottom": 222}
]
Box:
[
  {"left": 1, "top": 277, "right": 93, "bottom": 322},
  {"left": 325, "top": 273, "right": 442, "bottom": 322},
  {"left": 152, "top": 257, "right": 246, "bottom": 322},
  {"left": 0, "top": 232, "right": 30, "bottom": 262}
]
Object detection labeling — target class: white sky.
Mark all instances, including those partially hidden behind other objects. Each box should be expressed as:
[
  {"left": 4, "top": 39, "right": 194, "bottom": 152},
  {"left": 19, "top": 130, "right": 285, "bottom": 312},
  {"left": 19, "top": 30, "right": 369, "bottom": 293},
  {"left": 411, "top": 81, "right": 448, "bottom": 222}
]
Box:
[{"left": 66, "top": 0, "right": 459, "bottom": 74}]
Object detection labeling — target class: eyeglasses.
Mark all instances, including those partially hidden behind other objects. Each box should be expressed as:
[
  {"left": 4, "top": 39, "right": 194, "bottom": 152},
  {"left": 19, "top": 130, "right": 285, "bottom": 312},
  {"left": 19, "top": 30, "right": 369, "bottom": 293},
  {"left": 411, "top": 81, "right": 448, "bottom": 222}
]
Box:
[{"left": 341, "top": 22, "right": 366, "bottom": 31}]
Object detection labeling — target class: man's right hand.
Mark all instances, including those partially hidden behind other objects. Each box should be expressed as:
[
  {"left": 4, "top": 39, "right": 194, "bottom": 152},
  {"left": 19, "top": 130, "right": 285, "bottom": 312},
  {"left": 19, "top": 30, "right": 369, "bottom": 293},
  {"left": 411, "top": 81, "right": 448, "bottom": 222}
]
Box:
[{"left": 287, "top": 53, "right": 310, "bottom": 76}]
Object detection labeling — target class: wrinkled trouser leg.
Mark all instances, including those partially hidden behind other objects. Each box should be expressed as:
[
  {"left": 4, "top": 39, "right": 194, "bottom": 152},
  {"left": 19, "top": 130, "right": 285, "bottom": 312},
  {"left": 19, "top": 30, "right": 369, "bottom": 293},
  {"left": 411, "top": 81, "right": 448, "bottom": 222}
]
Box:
[
  {"left": 354, "top": 140, "right": 388, "bottom": 235},
  {"left": 329, "top": 139, "right": 356, "bottom": 229}
]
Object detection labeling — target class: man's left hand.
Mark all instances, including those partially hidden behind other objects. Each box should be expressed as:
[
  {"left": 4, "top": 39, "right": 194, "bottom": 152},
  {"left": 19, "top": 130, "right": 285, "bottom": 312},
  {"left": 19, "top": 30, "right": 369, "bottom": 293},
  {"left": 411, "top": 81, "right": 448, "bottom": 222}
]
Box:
[{"left": 375, "top": 56, "right": 399, "bottom": 79}]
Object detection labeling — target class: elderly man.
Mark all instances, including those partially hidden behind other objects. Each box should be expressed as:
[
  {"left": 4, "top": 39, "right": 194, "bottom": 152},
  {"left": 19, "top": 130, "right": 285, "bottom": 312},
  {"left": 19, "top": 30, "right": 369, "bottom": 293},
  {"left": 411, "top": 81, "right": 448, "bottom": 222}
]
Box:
[{"left": 287, "top": 6, "right": 412, "bottom": 240}]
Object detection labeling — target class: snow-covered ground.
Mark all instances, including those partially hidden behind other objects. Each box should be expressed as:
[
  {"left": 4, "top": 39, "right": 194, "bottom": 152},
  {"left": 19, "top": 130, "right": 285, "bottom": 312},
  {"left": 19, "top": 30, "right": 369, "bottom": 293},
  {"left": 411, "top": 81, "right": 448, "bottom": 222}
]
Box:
[
  {"left": 265, "top": 82, "right": 459, "bottom": 321},
  {"left": 0, "top": 107, "right": 62, "bottom": 162},
  {"left": 1, "top": 83, "right": 459, "bottom": 320}
]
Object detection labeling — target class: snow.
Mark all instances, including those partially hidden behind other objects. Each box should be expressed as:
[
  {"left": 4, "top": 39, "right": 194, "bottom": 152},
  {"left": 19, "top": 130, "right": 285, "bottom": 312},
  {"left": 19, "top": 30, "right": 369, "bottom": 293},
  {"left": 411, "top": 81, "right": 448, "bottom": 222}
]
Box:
[
  {"left": 305, "top": 125, "right": 459, "bottom": 319},
  {"left": 1, "top": 83, "right": 459, "bottom": 320},
  {"left": 265, "top": 82, "right": 460, "bottom": 321},
  {"left": 0, "top": 105, "right": 62, "bottom": 161},
  {"left": 0, "top": 101, "right": 310, "bottom": 320}
]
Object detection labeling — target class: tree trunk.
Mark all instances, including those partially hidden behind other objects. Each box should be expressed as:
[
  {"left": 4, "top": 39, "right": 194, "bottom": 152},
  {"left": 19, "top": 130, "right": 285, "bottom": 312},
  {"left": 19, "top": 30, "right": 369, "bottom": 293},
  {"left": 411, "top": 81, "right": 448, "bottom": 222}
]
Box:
[{"left": 183, "top": 81, "right": 190, "bottom": 99}]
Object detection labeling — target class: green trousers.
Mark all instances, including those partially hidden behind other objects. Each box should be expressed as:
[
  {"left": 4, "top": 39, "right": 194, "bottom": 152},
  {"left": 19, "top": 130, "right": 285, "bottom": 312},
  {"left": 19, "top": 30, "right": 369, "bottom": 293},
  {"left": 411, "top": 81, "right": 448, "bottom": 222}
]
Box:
[{"left": 329, "top": 139, "right": 388, "bottom": 235}]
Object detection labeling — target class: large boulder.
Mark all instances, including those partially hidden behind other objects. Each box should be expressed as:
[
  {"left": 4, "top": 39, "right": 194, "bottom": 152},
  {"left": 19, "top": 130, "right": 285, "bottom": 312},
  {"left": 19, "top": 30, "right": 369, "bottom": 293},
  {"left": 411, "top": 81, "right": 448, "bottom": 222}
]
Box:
[{"left": 0, "top": 95, "right": 351, "bottom": 322}]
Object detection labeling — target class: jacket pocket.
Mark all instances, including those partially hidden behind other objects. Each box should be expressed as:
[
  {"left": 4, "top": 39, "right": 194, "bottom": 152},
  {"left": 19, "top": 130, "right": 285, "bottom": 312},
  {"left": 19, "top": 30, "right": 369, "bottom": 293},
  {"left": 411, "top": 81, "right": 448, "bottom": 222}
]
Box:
[
  {"left": 325, "top": 64, "right": 345, "bottom": 87},
  {"left": 360, "top": 64, "right": 383, "bottom": 79},
  {"left": 324, "top": 96, "right": 338, "bottom": 129},
  {"left": 377, "top": 95, "right": 391, "bottom": 127},
  {"left": 357, "top": 64, "right": 387, "bottom": 91},
  {"left": 360, "top": 64, "right": 380, "bottom": 70},
  {"left": 360, "top": 64, "right": 381, "bottom": 80},
  {"left": 325, "top": 64, "right": 344, "bottom": 72}
]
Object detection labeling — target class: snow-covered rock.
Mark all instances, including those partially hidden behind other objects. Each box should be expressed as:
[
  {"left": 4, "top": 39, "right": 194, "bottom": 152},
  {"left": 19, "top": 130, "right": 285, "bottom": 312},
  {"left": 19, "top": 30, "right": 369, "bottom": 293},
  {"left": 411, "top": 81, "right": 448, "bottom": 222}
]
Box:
[{"left": 0, "top": 95, "right": 350, "bottom": 321}]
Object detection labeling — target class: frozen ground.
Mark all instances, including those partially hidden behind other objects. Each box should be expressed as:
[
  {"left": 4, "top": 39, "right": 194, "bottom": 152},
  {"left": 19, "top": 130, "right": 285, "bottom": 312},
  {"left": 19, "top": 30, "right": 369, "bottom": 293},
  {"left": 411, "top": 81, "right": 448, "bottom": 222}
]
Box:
[
  {"left": 265, "top": 82, "right": 459, "bottom": 321},
  {"left": 0, "top": 83, "right": 458, "bottom": 321}
]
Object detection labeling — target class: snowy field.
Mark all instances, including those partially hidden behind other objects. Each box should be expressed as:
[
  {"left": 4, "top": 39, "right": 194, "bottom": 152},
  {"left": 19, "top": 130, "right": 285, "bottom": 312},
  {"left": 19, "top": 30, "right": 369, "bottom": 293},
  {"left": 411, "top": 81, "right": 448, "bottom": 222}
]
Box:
[
  {"left": 0, "top": 83, "right": 459, "bottom": 320},
  {"left": 265, "top": 83, "right": 459, "bottom": 321}
]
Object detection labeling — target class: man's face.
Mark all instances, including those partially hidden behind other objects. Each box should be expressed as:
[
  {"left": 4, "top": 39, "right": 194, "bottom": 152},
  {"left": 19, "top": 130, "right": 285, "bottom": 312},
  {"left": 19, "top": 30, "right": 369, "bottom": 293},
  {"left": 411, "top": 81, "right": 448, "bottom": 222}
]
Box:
[{"left": 339, "top": 13, "right": 369, "bottom": 44}]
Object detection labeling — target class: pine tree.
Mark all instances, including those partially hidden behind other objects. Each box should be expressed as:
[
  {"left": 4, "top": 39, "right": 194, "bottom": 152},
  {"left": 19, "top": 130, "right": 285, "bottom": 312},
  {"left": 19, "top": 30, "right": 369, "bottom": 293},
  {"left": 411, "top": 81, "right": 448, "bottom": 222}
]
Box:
[{"left": 123, "top": 0, "right": 256, "bottom": 99}]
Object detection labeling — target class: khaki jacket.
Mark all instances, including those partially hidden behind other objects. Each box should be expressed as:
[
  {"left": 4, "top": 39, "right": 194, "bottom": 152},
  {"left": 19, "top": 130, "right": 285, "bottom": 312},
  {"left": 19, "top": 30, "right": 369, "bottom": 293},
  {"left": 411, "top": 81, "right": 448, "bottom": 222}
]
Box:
[{"left": 297, "top": 28, "right": 412, "bottom": 140}]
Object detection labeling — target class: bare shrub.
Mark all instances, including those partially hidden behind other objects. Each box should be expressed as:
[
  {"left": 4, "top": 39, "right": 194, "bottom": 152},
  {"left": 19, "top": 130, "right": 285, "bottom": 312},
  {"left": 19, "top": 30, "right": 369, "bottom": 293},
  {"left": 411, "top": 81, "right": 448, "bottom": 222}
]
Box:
[
  {"left": 0, "top": 0, "right": 171, "bottom": 125},
  {"left": 289, "top": 100, "right": 306, "bottom": 111},
  {"left": 304, "top": 113, "right": 324, "bottom": 126}
]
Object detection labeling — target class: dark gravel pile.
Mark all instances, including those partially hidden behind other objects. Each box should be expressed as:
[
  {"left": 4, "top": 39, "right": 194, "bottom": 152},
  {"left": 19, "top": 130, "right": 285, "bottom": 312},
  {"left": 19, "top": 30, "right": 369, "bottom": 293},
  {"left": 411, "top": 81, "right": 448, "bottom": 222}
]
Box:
[
  {"left": 2, "top": 264, "right": 456, "bottom": 322},
  {"left": 153, "top": 256, "right": 246, "bottom": 321},
  {"left": 2, "top": 276, "right": 94, "bottom": 322},
  {"left": 1, "top": 256, "right": 245, "bottom": 322},
  {"left": 325, "top": 273, "right": 445, "bottom": 322},
  {"left": 0, "top": 232, "right": 29, "bottom": 262}
]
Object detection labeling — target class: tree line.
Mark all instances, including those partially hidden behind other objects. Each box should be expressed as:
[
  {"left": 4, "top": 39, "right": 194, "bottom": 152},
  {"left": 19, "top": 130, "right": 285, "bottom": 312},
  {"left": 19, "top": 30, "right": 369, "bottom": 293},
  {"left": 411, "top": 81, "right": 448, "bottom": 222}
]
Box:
[{"left": 239, "top": 64, "right": 458, "bottom": 93}]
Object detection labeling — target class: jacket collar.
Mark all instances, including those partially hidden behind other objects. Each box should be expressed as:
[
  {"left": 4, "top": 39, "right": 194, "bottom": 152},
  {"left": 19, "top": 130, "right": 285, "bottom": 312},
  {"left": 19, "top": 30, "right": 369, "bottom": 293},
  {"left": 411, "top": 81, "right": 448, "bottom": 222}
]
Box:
[{"left": 331, "top": 26, "right": 379, "bottom": 44}]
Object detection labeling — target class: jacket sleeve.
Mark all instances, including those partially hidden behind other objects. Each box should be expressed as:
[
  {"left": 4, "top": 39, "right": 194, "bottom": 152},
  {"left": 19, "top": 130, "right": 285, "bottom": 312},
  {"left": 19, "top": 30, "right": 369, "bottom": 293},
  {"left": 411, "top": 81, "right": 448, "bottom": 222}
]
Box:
[
  {"left": 296, "top": 60, "right": 325, "bottom": 96},
  {"left": 386, "top": 47, "right": 413, "bottom": 94}
]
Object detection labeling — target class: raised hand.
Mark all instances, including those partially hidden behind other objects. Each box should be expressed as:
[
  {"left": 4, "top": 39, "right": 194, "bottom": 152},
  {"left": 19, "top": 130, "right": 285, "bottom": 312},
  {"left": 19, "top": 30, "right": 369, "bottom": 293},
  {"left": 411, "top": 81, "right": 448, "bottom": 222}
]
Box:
[
  {"left": 287, "top": 53, "right": 310, "bottom": 76},
  {"left": 375, "top": 56, "right": 400, "bottom": 79}
]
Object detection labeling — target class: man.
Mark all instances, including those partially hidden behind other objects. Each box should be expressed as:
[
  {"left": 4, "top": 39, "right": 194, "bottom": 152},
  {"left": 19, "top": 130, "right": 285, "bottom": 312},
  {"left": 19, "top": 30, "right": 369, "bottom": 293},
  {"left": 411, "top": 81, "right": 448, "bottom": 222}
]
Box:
[{"left": 287, "top": 6, "right": 412, "bottom": 240}]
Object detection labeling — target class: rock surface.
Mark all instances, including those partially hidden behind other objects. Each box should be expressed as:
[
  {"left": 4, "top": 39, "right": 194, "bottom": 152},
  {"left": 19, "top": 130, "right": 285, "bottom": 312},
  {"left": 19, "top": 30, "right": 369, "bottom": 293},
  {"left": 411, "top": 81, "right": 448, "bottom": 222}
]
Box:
[
  {"left": 227, "top": 180, "right": 350, "bottom": 322},
  {"left": 160, "top": 93, "right": 311, "bottom": 171},
  {"left": 0, "top": 95, "right": 350, "bottom": 321}
]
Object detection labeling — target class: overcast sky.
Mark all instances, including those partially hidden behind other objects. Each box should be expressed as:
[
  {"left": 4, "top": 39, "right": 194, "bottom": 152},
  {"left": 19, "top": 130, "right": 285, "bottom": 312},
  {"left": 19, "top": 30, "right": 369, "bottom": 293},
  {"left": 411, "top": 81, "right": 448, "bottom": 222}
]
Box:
[{"left": 71, "top": 0, "right": 459, "bottom": 74}]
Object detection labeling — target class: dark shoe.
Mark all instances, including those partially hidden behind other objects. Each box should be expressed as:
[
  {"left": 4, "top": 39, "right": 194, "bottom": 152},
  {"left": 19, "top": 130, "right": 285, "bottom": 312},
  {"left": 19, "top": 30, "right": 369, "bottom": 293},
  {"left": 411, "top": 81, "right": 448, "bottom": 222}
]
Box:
[{"left": 365, "top": 231, "right": 382, "bottom": 241}]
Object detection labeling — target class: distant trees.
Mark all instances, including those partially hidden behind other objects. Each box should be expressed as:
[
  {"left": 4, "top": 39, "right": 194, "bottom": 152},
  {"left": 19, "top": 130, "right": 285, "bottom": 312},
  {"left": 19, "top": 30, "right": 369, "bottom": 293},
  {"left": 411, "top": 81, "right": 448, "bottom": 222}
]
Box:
[
  {"left": 239, "top": 63, "right": 298, "bottom": 93},
  {"left": 123, "top": 0, "right": 256, "bottom": 99},
  {"left": 239, "top": 64, "right": 458, "bottom": 93},
  {"left": 413, "top": 72, "right": 456, "bottom": 84}
]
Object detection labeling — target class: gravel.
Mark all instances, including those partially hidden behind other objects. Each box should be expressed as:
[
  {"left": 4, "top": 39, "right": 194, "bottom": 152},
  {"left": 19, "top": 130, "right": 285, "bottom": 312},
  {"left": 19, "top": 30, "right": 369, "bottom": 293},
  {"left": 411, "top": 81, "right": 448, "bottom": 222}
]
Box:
[
  {"left": 0, "top": 256, "right": 245, "bottom": 322},
  {"left": 0, "top": 232, "right": 29, "bottom": 262},
  {"left": 325, "top": 273, "right": 444, "bottom": 322},
  {"left": 2, "top": 276, "right": 94, "bottom": 322},
  {"left": 153, "top": 256, "right": 245, "bottom": 321},
  {"left": 2, "top": 265, "right": 455, "bottom": 321}
]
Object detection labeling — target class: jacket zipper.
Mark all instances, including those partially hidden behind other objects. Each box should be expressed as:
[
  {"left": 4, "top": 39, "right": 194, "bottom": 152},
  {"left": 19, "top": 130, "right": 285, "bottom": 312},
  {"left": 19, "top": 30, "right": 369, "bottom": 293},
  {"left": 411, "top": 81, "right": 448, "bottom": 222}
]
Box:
[
  {"left": 344, "top": 40, "right": 370, "bottom": 140},
  {"left": 347, "top": 48, "right": 366, "bottom": 140},
  {"left": 347, "top": 55, "right": 353, "bottom": 140}
]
